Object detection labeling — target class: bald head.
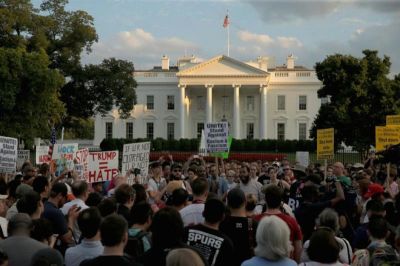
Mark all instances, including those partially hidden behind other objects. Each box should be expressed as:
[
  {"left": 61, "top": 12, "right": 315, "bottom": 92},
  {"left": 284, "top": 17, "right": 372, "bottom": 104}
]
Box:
[{"left": 333, "top": 162, "right": 344, "bottom": 176}]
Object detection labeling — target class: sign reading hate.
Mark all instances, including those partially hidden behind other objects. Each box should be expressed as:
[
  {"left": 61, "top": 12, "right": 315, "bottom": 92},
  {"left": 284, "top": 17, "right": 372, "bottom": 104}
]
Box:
[
  {"left": 205, "top": 122, "right": 229, "bottom": 153},
  {"left": 317, "top": 128, "right": 334, "bottom": 160},
  {"left": 87, "top": 151, "right": 119, "bottom": 183},
  {"left": 0, "top": 136, "right": 17, "bottom": 174},
  {"left": 122, "top": 142, "right": 150, "bottom": 178},
  {"left": 74, "top": 148, "right": 89, "bottom": 180}
]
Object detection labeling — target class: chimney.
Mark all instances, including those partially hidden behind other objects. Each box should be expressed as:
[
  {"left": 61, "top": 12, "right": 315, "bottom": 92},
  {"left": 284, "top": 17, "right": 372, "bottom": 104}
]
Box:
[
  {"left": 287, "top": 54, "right": 295, "bottom": 69},
  {"left": 257, "top": 56, "right": 268, "bottom": 71},
  {"left": 162, "top": 55, "right": 170, "bottom": 70}
]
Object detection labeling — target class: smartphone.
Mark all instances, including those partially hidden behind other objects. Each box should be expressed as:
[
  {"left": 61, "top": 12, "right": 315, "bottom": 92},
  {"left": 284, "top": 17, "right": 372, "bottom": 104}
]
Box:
[{"left": 76, "top": 206, "right": 82, "bottom": 212}]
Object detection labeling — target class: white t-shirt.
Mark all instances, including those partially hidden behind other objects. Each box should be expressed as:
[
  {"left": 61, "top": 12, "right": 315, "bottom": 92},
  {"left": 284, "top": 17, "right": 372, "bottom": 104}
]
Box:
[
  {"left": 0, "top": 217, "right": 8, "bottom": 238},
  {"left": 238, "top": 180, "right": 264, "bottom": 203},
  {"left": 179, "top": 203, "right": 205, "bottom": 227}
]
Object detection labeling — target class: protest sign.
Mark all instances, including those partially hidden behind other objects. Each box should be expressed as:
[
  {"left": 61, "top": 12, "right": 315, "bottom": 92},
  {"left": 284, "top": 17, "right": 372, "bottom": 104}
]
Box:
[
  {"left": 17, "top": 150, "right": 30, "bottom": 169},
  {"left": 375, "top": 126, "right": 400, "bottom": 152},
  {"left": 317, "top": 128, "right": 334, "bottom": 160},
  {"left": 36, "top": 146, "right": 51, "bottom": 164},
  {"left": 122, "top": 142, "right": 150, "bottom": 179},
  {"left": 205, "top": 122, "right": 229, "bottom": 153},
  {"left": 386, "top": 115, "right": 400, "bottom": 126},
  {"left": 0, "top": 136, "right": 17, "bottom": 173},
  {"left": 87, "top": 151, "right": 119, "bottom": 183},
  {"left": 52, "top": 143, "right": 78, "bottom": 173},
  {"left": 296, "top": 151, "right": 310, "bottom": 168},
  {"left": 211, "top": 136, "right": 233, "bottom": 159},
  {"left": 73, "top": 148, "right": 89, "bottom": 179}
]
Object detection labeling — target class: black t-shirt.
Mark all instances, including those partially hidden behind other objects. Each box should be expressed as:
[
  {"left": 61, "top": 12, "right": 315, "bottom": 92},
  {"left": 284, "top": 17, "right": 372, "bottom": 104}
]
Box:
[
  {"left": 257, "top": 175, "right": 270, "bottom": 186},
  {"left": 80, "top": 255, "right": 141, "bottom": 266},
  {"left": 294, "top": 200, "right": 331, "bottom": 242},
  {"left": 185, "top": 224, "right": 234, "bottom": 266},
  {"left": 219, "top": 216, "right": 257, "bottom": 266},
  {"left": 288, "top": 180, "right": 304, "bottom": 210}
]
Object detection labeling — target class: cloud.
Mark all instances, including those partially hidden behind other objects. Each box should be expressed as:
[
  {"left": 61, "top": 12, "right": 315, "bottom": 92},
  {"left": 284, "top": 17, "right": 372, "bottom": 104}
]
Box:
[
  {"left": 82, "top": 28, "right": 199, "bottom": 68},
  {"left": 237, "top": 31, "right": 273, "bottom": 44},
  {"left": 238, "top": 30, "right": 302, "bottom": 47}
]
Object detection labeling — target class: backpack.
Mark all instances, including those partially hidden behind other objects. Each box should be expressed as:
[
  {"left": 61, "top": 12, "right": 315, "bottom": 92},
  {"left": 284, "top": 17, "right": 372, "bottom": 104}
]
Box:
[
  {"left": 352, "top": 244, "right": 399, "bottom": 266},
  {"left": 124, "top": 230, "right": 149, "bottom": 259}
]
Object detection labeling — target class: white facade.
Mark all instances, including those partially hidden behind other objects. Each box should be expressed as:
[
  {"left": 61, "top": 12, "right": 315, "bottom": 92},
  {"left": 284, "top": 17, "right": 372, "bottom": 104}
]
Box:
[{"left": 94, "top": 55, "right": 322, "bottom": 145}]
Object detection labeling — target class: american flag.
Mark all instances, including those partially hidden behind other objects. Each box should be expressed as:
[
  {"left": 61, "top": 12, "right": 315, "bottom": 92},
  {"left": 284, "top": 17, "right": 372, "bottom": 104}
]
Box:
[
  {"left": 223, "top": 15, "right": 229, "bottom": 28},
  {"left": 50, "top": 127, "right": 57, "bottom": 145}
]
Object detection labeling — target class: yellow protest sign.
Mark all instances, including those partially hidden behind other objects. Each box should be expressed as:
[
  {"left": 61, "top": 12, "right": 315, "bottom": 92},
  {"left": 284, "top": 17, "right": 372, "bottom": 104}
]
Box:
[
  {"left": 317, "top": 128, "right": 334, "bottom": 160},
  {"left": 386, "top": 115, "right": 400, "bottom": 126},
  {"left": 375, "top": 126, "right": 400, "bottom": 151}
]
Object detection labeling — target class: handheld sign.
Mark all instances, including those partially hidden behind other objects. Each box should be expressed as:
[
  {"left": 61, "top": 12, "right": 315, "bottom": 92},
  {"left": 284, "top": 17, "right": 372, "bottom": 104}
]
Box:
[
  {"left": 122, "top": 142, "right": 150, "bottom": 178},
  {"left": 375, "top": 126, "right": 400, "bottom": 152},
  {"left": 17, "top": 150, "right": 30, "bottom": 170},
  {"left": 87, "top": 151, "right": 119, "bottom": 183},
  {"left": 0, "top": 136, "right": 17, "bottom": 174},
  {"left": 73, "top": 148, "right": 89, "bottom": 180},
  {"left": 36, "top": 146, "right": 51, "bottom": 164},
  {"left": 205, "top": 122, "right": 229, "bottom": 153},
  {"left": 317, "top": 128, "right": 334, "bottom": 160},
  {"left": 386, "top": 115, "right": 400, "bottom": 125}
]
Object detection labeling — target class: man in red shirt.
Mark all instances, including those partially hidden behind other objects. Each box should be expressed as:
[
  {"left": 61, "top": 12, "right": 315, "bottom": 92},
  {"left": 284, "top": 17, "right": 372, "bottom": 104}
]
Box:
[{"left": 254, "top": 184, "right": 303, "bottom": 263}]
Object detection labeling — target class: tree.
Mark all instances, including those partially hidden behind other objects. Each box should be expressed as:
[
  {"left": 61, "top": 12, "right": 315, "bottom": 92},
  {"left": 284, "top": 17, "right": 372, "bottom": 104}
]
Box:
[
  {"left": 0, "top": 0, "right": 137, "bottom": 142},
  {"left": 311, "top": 50, "right": 400, "bottom": 154}
]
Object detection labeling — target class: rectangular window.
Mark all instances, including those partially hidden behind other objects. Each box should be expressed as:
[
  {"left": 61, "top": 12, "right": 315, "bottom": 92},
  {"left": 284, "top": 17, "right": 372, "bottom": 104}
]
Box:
[
  {"left": 246, "top": 123, "right": 254, "bottom": 139},
  {"left": 299, "top": 95, "right": 307, "bottom": 110},
  {"left": 126, "top": 122, "right": 133, "bottom": 139},
  {"left": 299, "top": 123, "right": 307, "bottom": 140},
  {"left": 105, "top": 122, "right": 113, "bottom": 139},
  {"left": 246, "top": 96, "right": 255, "bottom": 111},
  {"left": 197, "top": 123, "right": 204, "bottom": 139},
  {"left": 277, "top": 95, "right": 285, "bottom": 111},
  {"left": 222, "top": 96, "right": 229, "bottom": 113},
  {"left": 167, "top": 95, "right": 175, "bottom": 110},
  {"left": 167, "top": 123, "right": 175, "bottom": 140},
  {"left": 277, "top": 123, "right": 285, "bottom": 140},
  {"left": 146, "top": 95, "right": 154, "bottom": 110},
  {"left": 197, "top": 96, "right": 205, "bottom": 110},
  {"left": 146, "top": 122, "right": 154, "bottom": 140}
]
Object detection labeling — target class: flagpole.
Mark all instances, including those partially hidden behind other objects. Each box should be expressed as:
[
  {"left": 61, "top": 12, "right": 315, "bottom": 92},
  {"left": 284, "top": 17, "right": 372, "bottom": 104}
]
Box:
[{"left": 227, "top": 19, "right": 230, "bottom": 56}]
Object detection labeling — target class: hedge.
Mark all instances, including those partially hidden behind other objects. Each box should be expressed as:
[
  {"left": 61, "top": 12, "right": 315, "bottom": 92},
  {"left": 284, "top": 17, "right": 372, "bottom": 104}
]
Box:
[{"left": 100, "top": 138, "right": 316, "bottom": 152}]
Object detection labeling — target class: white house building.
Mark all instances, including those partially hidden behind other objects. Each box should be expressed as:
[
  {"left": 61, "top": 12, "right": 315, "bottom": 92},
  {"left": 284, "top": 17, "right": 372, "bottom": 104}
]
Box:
[{"left": 94, "top": 54, "right": 323, "bottom": 146}]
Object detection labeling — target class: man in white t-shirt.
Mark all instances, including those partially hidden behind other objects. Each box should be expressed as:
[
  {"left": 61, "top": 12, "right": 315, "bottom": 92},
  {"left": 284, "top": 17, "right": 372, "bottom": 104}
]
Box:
[
  {"left": 180, "top": 178, "right": 209, "bottom": 226},
  {"left": 237, "top": 165, "right": 264, "bottom": 203},
  {"left": 146, "top": 161, "right": 167, "bottom": 204}
]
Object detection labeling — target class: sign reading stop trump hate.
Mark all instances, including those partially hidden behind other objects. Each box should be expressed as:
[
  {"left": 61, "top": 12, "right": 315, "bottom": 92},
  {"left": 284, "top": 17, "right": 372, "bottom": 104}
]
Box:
[
  {"left": 36, "top": 146, "right": 51, "bottom": 164},
  {"left": 122, "top": 142, "right": 150, "bottom": 177},
  {"left": 87, "top": 151, "right": 119, "bottom": 183},
  {"left": 375, "top": 126, "right": 400, "bottom": 152},
  {"left": 0, "top": 136, "right": 17, "bottom": 174},
  {"left": 205, "top": 122, "right": 229, "bottom": 153},
  {"left": 74, "top": 148, "right": 89, "bottom": 179},
  {"left": 317, "top": 128, "right": 334, "bottom": 160}
]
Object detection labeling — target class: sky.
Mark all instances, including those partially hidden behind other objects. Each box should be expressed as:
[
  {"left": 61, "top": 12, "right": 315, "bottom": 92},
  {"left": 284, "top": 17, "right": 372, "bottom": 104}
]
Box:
[{"left": 33, "top": 0, "right": 400, "bottom": 74}]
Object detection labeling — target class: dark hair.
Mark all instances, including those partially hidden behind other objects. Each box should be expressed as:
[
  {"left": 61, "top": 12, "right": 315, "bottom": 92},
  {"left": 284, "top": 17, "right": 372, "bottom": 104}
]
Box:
[
  {"left": 16, "top": 190, "right": 41, "bottom": 216},
  {"left": 32, "top": 176, "right": 49, "bottom": 195},
  {"left": 85, "top": 192, "right": 103, "bottom": 207},
  {"left": 368, "top": 216, "right": 388, "bottom": 240},
  {"left": 191, "top": 178, "right": 209, "bottom": 196},
  {"left": 49, "top": 183, "right": 67, "bottom": 198},
  {"left": 71, "top": 181, "right": 88, "bottom": 198},
  {"left": 170, "top": 188, "right": 189, "bottom": 207},
  {"left": 115, "top": 184, "right": 135, "bottom": 204},
  {"left": 151, "top": 207, "right": 184, "bottom": 248},
  {"left": 366, "top": 199, "right": 385, "bottom": 214},
  {"left": 130, "top": 202, "right": 153, "bottom": 225},
  {"left": 38, "top": 164, "right": 50, "bottom": 176},
  {"left": 264, "top": 185, "right": 283, "bottom": 209},
  {"left": 307, "top": 228, "right": 340, "bottom": 263},
  {"left": 98, "top": 198, "right": 117, "bottom": 217},
  {"left": 187, "top": 166, "right": 197, "bottom": 175},
  {"left": 100, "top": 214, "right": 128, "bottom": 247},
  {"left": 132, "top": 184, "right": 147, "bottom": 204},
  {"left": 0, "top": 248, "right": 7, "bottom": 265},
  {"left": 203, "top": 198, "right": 226, "bottom": 224},
  {"left": 78, "top": 207, "right": 102, "bottom": 239},
  {"left": 31, "top": 218, "right": 53, "bottom": 242},
  {"left": 301, "top": 184, "right": 319, "bottom": 201},
  {"left": 7, "top": 179, "right": 21, "bottom": 200},
  {"left": 0, "top": 177, "right": 7, "bottom": 195},
  {"left": 227, "top": 188, "right": 246, "bottom": 209}
]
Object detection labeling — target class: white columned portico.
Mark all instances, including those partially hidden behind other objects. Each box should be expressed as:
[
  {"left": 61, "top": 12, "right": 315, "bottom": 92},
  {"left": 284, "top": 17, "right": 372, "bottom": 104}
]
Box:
[
  {"left": 205, "top": 84, "right": 213, "bottom": 124},
  {"left": 178, "top": 84, "right": 186, "bottom": 138},
  {"left": 232, "top": 84, "right": 241, "bottom": 139},
  {"left": 260, "top": 84, "right": 268, "bottom": 139}
]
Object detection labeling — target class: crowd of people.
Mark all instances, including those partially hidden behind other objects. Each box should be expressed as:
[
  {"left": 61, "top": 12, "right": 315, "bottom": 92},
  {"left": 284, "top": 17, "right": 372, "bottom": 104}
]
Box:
[{"left": 0, "top": 151, "right": 399, "bottom": 266}]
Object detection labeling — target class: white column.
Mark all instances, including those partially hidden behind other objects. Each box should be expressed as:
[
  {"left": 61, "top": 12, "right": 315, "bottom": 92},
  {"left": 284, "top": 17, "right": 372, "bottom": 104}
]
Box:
[
  {"left": 206, "top": 84, "right": 213, "bottom": 124},
  {"left": 178, "top": 84, "right": 186, "bottom": 139},
  {"left": 232, "top": 84, "right": 241, "bottom": 139},
  {"left": 260, "top": 84, "right": 268, "bottom": 139}
]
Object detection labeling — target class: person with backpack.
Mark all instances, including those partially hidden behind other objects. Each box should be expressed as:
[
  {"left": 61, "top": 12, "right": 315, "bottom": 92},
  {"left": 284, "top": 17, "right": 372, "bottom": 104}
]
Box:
[
  {"left": 352, "top": 216, "right": 399, "bottom": 266},
  {"left": 220, "top": 188, "right": 257, "bottom": 266},
  {"left": 125, "top": 202, "right": 153, "bottom": 259}
]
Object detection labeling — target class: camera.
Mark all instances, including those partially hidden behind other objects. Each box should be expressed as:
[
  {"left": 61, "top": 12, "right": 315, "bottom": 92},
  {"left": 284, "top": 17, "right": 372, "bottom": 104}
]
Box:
[{"left": 132, "top": 168, "right": 141, "bottom": 176}]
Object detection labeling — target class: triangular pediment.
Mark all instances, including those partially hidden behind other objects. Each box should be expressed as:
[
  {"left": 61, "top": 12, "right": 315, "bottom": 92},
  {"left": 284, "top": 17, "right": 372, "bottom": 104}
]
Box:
[{"left": 177, "top": 55, "right": 268, "bottom": 77}]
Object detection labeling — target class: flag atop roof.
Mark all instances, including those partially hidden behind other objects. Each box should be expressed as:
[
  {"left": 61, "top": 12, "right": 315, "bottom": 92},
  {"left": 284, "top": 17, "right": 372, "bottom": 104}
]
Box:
[{"left": 223, "top": 15, "right": 229, "bottom": 28}]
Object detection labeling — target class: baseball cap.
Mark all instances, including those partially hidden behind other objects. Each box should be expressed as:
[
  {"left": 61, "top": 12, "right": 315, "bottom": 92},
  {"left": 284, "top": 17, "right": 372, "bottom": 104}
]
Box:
[{"left": 364, "top": 183, "right": 384, "bottom": 198}]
